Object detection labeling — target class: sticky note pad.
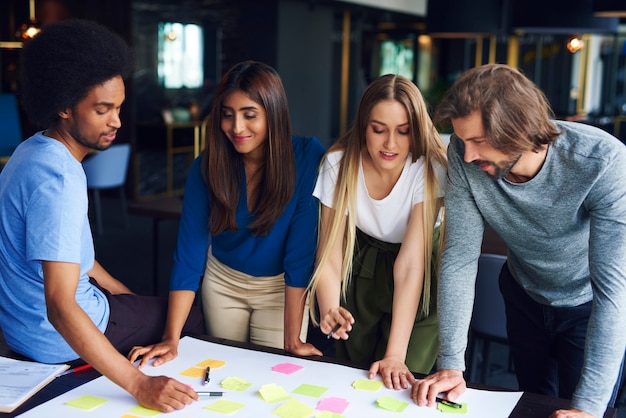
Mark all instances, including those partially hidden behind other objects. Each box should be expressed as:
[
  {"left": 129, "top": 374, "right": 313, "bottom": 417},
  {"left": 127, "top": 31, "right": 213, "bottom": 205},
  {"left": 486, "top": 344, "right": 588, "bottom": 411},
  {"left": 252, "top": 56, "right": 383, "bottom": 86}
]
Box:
[
  {"left": 376, "top": 396, "right": 409, "bottom": 413},
  {"left": 127, "top": 405, "right": 162, "bottom": 416},
  {"left": 121, "top": 415, "right": 141, "bottom": 418},
  {"left": 271, "top": 362, "right": 304, "bottom": 375},
  {"left": 259, "top": 383, "right": 291, "bottom": 403},
  {"left": 272, "top": 399, "right": 315, "bottom": 418},
  {"left": 316, "top": 397, "right": 349, "bottom": 414},
  {"left": 437, "top": 401, "right": 468, "bottom": 414},
  {"left": 292, "top": 383, "right": 328, "bottom": 398},
  {"left": 221, "top": 376, "right": 253, "bottom": 391},
  {"left": 196, "top": 358, "right": 227, "bottom": 369},
  {"left": 65, "top": 395, "right": 108, "bottom": 411},
  {"left": 204, "top": 399, "right": 246, "bottom": 415},
  {"left": 315, "top": 412, "right": 345, "bottom": 418},
  {"left": 352, "top": 379, "right": 384, "bottom": 392},
  {"left": 180, "top": 366, "right": 206, "bottom": 378}
]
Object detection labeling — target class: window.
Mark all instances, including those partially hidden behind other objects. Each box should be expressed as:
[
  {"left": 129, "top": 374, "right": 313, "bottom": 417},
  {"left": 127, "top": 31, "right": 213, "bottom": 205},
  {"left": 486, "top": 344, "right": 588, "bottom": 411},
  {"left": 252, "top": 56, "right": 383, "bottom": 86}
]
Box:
[
  {"left": 157, "top": 22, "right": 203, "bottom": 89},
  {"left": 377, "top": 39, "right": 415, "bottom": 81}
]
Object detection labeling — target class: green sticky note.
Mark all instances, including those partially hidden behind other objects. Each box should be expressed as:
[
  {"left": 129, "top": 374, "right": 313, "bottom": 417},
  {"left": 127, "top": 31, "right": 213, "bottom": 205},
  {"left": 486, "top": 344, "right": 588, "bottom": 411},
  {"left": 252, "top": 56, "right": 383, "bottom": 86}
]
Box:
[
  {"left": 376, "top": 396, "right": 409, "bottom": 412},
  {"left": 204, "top": 399, "right": 246, "bottom": 415},
  {"left": 292, "top": 383, "right": 328, "bottom": 398},
  {"left": 128, "top": 404, "right": 162, "bottom": 416},
  {"left": 352, "top": 379, "right": 384, "bottom": 392},
  {"left": 437, "top": 401, "right": 468, "bottom": 414},
  {"left": 272, "top": 399, "right": 315, "bottom": 418},
  {"left": 259, "top": 383, "right": 291, "bottom": 403},
  {"left": 65, "top": 395, "right": 108, "bottom": 411},
  {"left": 221, "top": 376, "right": 253, "bottom": 392},
  {"left": 315, "top": 412, "right": 345, "bottom": 418}
]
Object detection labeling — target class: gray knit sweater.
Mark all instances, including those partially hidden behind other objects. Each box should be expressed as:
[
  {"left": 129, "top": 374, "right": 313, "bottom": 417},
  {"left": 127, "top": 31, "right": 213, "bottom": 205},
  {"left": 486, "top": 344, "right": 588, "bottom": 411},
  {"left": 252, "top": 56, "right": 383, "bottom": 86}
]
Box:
[{"left": 439, "top": 120, "right": 626, "bottom": 417}]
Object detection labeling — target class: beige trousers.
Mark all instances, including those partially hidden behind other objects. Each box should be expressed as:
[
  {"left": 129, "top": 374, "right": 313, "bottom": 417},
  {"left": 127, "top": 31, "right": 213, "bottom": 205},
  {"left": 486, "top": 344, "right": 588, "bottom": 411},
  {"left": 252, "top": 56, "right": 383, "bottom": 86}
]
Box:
[{"left": 201, "top": 250, "right": 308, "bottom": 350}]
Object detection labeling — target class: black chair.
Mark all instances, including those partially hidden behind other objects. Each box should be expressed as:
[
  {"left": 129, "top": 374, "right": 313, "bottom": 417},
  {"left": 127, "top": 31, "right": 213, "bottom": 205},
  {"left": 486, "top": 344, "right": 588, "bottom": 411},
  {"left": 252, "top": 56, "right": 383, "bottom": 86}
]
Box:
[{"left": 466, "top": 253, "right": 513, "bottom": 384}]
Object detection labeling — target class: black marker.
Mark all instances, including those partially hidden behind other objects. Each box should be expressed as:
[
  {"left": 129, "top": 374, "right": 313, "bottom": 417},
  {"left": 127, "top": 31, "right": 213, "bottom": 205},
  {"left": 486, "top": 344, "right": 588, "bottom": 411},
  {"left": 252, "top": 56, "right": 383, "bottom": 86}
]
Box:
[
  {"left": 203, "top": 366, "right": 210, "bottom": 385},
  {"left": 327, "top": 324, "right": 341, "bottom": 339},
  {"left": 436, "top": 397, "right": 462, "bottom": 409}
]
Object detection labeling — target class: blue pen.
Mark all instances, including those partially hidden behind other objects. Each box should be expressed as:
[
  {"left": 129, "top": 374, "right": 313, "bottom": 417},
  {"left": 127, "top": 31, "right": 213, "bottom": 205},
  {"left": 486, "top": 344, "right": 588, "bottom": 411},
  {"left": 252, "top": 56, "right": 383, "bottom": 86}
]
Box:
[{"left": 197, "top": 391, "right": 226, "bottom": 397}]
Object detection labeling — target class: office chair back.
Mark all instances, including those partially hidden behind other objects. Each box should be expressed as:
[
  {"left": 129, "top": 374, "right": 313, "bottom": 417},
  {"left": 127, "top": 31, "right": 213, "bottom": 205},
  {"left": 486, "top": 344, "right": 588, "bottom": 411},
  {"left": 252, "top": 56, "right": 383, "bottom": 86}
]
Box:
[
  {"left": 83, "top": 143, "right": 131, "bottom": 189},
  {"left": 82, "top": 143, "right": 131, "bottom": 234},
  {"left": 472, "top": 254, "right": 508, "bottom": 339},
  {"left": 466, "top": 253, "right": 510, "bottom": 384},
  {"left": 0, "top": 93, "right": 23, "bottom": 158}
]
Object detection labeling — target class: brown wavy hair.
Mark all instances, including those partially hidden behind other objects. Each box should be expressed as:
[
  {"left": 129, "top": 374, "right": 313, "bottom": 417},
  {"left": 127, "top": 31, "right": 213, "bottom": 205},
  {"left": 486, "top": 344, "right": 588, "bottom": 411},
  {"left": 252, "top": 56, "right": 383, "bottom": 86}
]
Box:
[
  {"left": 202, "top": 61, "right": 295, "bottom": 235},
  {"left": 435, "top": 64, "right": 560, "bottom": 154}
]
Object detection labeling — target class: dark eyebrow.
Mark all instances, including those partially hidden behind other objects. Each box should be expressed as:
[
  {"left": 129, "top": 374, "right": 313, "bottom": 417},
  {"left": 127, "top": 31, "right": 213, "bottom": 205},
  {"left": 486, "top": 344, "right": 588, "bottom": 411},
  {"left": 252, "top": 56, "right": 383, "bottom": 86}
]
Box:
[
  {"left": 221, "top": 105, "right": 259, "bottom": 111},
  {"left": 370, "top": 119, "right": 409, "bottom": 127},
  {"left": 455, "top": 133, "right": 486, "bottom": 142},
  {"left": 94, "top": 100, "right": 123, "bottom": 108}
]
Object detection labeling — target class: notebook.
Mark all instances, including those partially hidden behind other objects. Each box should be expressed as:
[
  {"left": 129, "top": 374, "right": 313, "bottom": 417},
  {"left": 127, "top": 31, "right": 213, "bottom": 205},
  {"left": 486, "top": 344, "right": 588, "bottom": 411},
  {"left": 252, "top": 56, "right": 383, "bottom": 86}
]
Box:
[{"left": 0, "top": 356, "right": 69, "bottom": 413}]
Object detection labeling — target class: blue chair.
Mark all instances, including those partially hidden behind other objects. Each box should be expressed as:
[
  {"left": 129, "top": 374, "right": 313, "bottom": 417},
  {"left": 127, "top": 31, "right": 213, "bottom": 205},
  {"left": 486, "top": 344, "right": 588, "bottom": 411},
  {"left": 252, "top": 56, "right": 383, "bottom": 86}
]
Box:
[
  {"left": 82, "top": 143, "right": 131, "bottom": 235},
  {"left": 0, "top": 93, "right": 23, "bottom": 163},
  {"left": 466, "top": 253, "right": 512, "bottom": 384}
]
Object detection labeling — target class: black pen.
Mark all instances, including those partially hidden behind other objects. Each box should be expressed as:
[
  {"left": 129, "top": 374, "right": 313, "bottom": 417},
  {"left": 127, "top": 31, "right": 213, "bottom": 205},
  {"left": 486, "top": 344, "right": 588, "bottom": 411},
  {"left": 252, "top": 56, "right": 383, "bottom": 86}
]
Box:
[
  {"left": 327, "top": 324, "right": 341, "bottom": 339},
  {"left": 203, "top": 366, "right": 210, "bottom": 385},
  {"left": 197, "top": 391, "right": 226, "bottom": 397},
  {"left": 436, "top": 397, "right": 462, "bottom": 409}
]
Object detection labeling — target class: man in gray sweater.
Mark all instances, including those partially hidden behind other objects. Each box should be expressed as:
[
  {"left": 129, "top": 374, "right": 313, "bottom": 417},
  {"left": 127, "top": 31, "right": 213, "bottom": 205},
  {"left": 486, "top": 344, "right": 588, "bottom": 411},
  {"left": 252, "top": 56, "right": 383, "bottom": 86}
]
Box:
[{"left": 411, "top": 64, "right": 626, "bottom": 418}]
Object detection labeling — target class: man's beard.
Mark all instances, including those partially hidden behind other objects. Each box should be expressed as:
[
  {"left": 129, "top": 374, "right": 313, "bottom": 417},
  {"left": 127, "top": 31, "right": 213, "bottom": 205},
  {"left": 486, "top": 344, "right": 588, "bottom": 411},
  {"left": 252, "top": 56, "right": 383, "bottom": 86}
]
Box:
[{"left": 473, "top": 153, "right": 522, "bottom": 180}]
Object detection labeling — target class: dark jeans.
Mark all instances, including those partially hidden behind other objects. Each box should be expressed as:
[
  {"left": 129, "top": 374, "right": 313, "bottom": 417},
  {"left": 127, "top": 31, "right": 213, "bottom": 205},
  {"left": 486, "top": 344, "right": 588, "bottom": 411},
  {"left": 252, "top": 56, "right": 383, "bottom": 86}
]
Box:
[
  {"left": 499, "top": 263, "right": 622, "bottom": 406},
  {"left": 92, "top": 279, "right": 204, "bottom": 359}
]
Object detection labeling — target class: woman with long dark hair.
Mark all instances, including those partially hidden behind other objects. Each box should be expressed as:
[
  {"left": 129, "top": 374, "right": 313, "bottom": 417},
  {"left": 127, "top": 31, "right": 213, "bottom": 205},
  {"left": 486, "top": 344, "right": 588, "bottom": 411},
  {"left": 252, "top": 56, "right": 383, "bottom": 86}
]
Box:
[{"left": 130, "top": 61, "right": 325, "bottom": 365}]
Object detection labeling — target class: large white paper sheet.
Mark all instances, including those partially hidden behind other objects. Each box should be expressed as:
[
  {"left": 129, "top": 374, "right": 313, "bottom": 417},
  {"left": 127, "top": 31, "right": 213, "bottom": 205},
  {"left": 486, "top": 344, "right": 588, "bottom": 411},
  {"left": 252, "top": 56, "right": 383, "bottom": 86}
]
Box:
[
  {"left": 0, "top": 357, "right": 68, "bottom": 413},
  {"left": 18, "top": 336, "right": 522, "bottom": 417}
]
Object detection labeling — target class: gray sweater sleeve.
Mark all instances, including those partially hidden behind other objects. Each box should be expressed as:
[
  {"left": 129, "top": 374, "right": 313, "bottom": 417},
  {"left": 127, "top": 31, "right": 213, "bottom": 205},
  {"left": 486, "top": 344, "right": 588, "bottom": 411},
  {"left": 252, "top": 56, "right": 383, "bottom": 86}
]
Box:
[
  {"left": 570, "top": 132, "right": 626, "bottom": 417},
  {"left": 437, "top": 137, "right": 486, "bottom": 372},
  {"left": 438, "top": 123, "right": 626, "bottom": 418}
]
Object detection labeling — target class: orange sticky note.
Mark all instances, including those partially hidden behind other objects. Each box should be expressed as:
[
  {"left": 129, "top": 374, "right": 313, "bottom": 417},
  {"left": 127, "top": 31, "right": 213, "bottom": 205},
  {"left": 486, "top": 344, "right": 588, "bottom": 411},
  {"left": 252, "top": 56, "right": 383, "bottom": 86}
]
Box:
[
  {"left": 180, "top": 367, "right": 206, "bottom": 378},
  {"left": 196, "top": 359, "right": 226, "bottom": 369}
]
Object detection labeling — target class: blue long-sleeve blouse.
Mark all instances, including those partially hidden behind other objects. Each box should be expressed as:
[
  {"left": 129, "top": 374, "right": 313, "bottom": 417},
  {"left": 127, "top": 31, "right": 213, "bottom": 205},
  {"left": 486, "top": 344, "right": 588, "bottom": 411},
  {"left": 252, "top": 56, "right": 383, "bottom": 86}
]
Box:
[{"left": 169, "top": 135, "right": 325, "bottom": 291}]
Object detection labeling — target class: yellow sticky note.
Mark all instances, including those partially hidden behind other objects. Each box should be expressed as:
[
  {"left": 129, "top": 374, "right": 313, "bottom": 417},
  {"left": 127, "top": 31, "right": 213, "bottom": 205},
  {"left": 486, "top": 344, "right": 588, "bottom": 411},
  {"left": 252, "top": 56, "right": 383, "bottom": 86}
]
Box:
[
  {"left": 127, "top": 404, "right": 162, "bottom": 416},
  {"left": 315, "top": 412, "right": 345, "bottom": 418},
  {"left": 180, "top": 366, "right": 206, "bottom": 378},
  {"left": 259, "top": 383, "right": 291, "bottom": 403},
  {"left": 204, "top": 399, "right": 246, "bottom": 415},
  {"left": 65, "top": 395, "right": 108, "bottom": 411},
  {"left": 352, "top": 379, "right": 384, "bottom": 392},
  {"left": 272, "top": 399, "right": 314, "bottom": 418},
  {"left": 437, "top": 401, "right": 468, "bottom": 414},
  {"left": 292, "top": 383, "right": 328, "bottom": 398},
  {"left": 221, "top": 376, "right": 253, "bottom": 392},
  {"left": 120, "top": 415, "right": 141, "bottom": 418},
  {"left": 376, "top": 396, "right": 409, "bottom": 412},
  {"left": 196, "top": 358, "right": 227, "bottom": 369}
]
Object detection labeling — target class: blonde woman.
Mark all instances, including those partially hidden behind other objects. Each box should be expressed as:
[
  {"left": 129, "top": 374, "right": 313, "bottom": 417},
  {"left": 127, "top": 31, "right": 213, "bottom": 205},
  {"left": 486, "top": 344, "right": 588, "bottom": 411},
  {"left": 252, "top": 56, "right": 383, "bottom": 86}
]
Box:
[{"left": 309, "top": 74, "right": 447, "bottom": 390}]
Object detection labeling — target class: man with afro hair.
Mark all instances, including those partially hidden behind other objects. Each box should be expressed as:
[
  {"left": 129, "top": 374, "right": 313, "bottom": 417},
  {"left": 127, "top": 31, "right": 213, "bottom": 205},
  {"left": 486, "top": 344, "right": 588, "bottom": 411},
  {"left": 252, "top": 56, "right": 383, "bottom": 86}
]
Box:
[{"left": 0, "top": 19, "right": 204, "bottom": 412}]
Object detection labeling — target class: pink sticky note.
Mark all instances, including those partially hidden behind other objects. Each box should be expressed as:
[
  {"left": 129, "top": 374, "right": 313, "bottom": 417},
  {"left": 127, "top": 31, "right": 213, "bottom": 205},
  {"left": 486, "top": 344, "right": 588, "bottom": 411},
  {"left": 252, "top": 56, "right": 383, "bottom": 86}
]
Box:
[
  {"left": 271, "top": 362, "right": 304, "bottom": 375},
  {"left": 316, "top": 397, "right": 350, "bottom": 414}
]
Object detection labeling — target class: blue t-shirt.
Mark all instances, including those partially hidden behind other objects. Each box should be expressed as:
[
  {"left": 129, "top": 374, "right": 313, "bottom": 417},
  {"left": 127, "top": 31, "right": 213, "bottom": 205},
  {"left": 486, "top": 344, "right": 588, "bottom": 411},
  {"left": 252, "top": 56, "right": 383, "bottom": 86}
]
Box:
[
  {"left": 0, "top": 132, "right": 109, "bottom": 363},
  {"left": 170, "top": 136, "right": 325, "bottom": 291}
]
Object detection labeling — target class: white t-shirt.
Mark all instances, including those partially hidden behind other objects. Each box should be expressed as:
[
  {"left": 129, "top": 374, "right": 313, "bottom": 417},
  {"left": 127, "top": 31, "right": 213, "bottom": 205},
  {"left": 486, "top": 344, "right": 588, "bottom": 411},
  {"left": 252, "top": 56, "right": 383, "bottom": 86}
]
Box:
[{"left": 313, "top": 150, "right": 446, "bottom": 244}]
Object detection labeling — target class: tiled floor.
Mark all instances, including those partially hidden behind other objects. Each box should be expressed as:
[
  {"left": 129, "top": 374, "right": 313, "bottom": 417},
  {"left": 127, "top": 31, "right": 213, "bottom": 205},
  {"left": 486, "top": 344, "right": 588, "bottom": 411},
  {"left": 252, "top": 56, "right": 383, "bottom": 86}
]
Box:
[{"left": 91, "top": 193, "right": 180, "bottom": 297}]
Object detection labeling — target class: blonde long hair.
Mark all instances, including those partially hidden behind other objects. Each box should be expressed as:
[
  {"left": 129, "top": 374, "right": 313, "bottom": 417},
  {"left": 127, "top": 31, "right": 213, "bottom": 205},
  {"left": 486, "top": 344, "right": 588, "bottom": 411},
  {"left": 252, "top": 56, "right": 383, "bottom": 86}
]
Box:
[{"left": 308, "top": 74, "right": 448, "bottom": 324}]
